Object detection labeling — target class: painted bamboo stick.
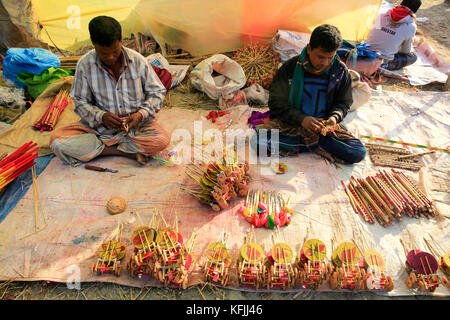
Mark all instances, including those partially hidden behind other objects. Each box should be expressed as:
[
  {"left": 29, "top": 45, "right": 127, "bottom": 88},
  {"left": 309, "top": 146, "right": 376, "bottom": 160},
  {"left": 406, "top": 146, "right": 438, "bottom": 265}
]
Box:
[{"left": 352, "top": 177, "right": 391, "bottom": 225}]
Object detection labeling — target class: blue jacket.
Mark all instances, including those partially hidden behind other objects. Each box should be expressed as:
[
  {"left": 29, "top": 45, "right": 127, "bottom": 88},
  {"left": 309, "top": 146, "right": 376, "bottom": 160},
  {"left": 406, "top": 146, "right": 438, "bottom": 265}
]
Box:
[{"left": 268, "top": 54, "right": 353, "bottom": 127}]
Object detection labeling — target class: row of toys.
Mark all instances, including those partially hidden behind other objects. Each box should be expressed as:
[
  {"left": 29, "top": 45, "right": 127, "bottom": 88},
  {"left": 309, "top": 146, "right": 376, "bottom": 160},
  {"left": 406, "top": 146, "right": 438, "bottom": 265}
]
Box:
[
  {"left": 91, "top": 216, "right": 449, "bottom": 293},
  {"left": 200, "top": 228, "right": 450, "bottom": 292},
  {"left": 91, "top": 211, "right": 197, "bottom": 289}
]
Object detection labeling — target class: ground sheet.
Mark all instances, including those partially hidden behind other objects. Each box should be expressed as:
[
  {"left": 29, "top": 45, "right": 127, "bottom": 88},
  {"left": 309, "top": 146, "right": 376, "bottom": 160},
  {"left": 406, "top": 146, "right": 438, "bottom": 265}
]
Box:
[{"left": 0, "top": 90, "right": 448, "bottom": 296}]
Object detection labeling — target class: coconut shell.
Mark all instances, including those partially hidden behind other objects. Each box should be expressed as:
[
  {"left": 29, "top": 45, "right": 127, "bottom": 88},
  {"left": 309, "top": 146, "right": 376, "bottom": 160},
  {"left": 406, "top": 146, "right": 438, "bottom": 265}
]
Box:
[{"left": 106, "top": 197, "right": 127, "bottom": 215}]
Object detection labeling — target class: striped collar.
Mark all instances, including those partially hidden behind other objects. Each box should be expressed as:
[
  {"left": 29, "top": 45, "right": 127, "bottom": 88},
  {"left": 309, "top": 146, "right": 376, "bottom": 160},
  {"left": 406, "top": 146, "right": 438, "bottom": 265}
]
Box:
[{"left": 90, "top": 47, "right": 139, "bottom": 79}]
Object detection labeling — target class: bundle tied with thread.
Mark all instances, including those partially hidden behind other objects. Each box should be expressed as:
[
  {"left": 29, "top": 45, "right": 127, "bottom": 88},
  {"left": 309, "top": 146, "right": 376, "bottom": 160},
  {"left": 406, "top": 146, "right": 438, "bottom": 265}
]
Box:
[
  {"left": 0, "top": 141, "right": 39, "bottom": 192},
  {"left": 33, "top": 89, "right": 70, "bottom": 132}
]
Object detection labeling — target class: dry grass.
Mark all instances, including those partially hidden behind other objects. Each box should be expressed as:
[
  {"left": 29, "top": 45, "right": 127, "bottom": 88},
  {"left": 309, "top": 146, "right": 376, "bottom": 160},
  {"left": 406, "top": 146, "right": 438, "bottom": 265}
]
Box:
[
  {"left": 163, "top": 79, "right": 218, "bottom": 111},
  {"left": 1, "top": 280, "right": 448, "bottom": 300}
]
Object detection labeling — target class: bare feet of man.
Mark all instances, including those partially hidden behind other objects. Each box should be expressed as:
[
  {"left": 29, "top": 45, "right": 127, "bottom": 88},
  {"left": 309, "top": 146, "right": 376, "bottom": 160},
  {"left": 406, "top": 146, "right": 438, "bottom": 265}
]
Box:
[{"left": 136, "top": 153, "right": 149, "bottom": 165}]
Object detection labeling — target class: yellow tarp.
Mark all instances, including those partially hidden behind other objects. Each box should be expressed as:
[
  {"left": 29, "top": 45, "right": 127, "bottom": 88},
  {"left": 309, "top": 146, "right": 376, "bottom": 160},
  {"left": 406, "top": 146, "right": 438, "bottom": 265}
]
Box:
[
  {"left": 28, "top": 0, "right": 381, "bottom": 55},
  {"left": 0, "top": 77, "right": 80, "bottom": 156},
  {"left": 31, "top": 0, "right": 143, "bottom": 51}
]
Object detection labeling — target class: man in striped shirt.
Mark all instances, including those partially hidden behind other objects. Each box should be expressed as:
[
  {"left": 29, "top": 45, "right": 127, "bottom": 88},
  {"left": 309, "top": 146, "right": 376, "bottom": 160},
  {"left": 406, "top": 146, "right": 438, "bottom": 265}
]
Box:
[{"left": 50, "top": 16, "right": 170, "bottom": 166}]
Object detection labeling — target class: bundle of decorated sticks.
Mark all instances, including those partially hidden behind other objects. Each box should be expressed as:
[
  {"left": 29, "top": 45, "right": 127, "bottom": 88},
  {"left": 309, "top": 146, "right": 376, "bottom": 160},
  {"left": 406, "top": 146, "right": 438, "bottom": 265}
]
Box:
[
  {"left": 341, "top": 169, "right": 435, "bottom": 227},
  {"left": 238, "top": 190, "right": 293, "bottom": 229},
  {"left": 0, "top": 141, "right": 39, "bottom": 192},
  {"left": 33, "top": 90, "right": 70, "bottom": 132}
]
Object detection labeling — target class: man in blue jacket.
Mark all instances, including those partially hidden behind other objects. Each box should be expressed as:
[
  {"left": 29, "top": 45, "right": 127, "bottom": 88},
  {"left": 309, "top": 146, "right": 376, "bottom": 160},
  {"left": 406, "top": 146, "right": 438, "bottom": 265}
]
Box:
[{"left": 256, "top": 24, "right": 366, "bottom": 164}]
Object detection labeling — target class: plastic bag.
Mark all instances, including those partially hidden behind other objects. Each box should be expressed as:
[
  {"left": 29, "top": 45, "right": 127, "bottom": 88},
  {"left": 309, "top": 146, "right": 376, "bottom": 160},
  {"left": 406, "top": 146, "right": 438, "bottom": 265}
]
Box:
[
  {"left": 218, "top": 90, "right": 247, "bottom": 109},
  {"left": 0, "top": 86, "right": 26, "bottom": 107},
  {"left": 190, "top": 54, "right": 246, "bottom": 100},
  {"left": 2, "top": 48, "right": 60, "bottom": 88},
  {"left": 272, "top": 30, "right": 310, "bottom": 62},
  {"left": 16, "top": 67, "right": 72, "bottom": 99},
  {"left": 242, "top": 83, "right": 269, "bottom": 105},
  {"left": 146, "top": 53, "right": 189, "bottom": 89},
  {"left": 349, "top": 70, "right": 371, "bottom": 111},
  {"left": 150, "top": 65, "right": 172, "bottom": 91}
]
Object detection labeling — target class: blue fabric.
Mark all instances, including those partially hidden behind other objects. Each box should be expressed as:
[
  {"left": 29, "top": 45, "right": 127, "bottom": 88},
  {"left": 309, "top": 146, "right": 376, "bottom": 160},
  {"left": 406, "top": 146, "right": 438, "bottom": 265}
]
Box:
[
  {"left": 300, "top": 71, "right": 329, "bottom": 118},
  {"left": 254, "top": 130, "right": 366, "bottom": 164},
  {"left": 0, "top": 154, "right": 54, "bottom": 224},
  {"left": 318, "top": 135, "right": 366, "bottom": 164},
  {"left": 2, "top": 48, "right": 60, "bottom": 88},
  {"left": 337, "top": 40, "right": 381, "bottom": 59},
  {"left": 381, "top": 52, "right": 418, "bottom": 70}
]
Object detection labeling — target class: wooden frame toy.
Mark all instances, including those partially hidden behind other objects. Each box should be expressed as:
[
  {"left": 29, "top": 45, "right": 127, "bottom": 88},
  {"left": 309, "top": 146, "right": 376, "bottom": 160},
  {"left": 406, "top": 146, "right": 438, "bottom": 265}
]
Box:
[
  {"left": 296, "top": 239, "right": 333, "bottom": 290},
  {"left": 237, "top": 227, "right": 266, "bottom": 289},
  {"left": 264, "top": 229, "right": 297, "bottom": 290},
  {"left": 201, "top": 230, "right": 232, "bottom": 286},
  {"left": 329, "top": 242, "right": 365, "bottom": 290},
  {"left": 92, "top": 223, "right": 126, "bottom": 277}
]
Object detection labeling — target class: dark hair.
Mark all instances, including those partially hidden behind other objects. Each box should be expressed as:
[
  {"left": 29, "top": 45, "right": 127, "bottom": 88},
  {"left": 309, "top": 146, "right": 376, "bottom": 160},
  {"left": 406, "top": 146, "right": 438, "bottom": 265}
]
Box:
[
  {"left": 88, "top": 16, "right": 122, "bottom": 47},
  {"left": 400, "top": 0, "right": 422, "bottom": 13},
  {"left": 309, "top": 24, "right": 343, "bottom": 52}
]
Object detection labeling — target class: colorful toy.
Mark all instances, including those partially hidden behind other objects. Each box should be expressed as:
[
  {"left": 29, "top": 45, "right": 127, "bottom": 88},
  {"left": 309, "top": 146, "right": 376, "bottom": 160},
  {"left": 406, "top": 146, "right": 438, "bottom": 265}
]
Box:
[
  {"left": 182, "top": 153, "right": 250, "bottom": 211},
  {"left": 127, "top": 212, "right": 159, "bottom": 278},
  {"left": 237, "top": 227, "right": 266, "bottom": 289},
  {"left": 360, "top": 249, "right": 394, "bottom": 292},
  {"left": 92, "top": 223, "right": 126, "bottom": 277},
  {"left": 328, "top": 242, "right": 364, "bottom": 290},
  {"left": 296, "top": 239, "right": 333, "bottom": 290},
  {"left": 201, "top": 229, "right": 232, "bottom": 286},
  {"left": 239, "top": 190, "right": 293, "bottom": 229},
  {"left": 265, "top": 229, "right": 297, "bottom": 290}
]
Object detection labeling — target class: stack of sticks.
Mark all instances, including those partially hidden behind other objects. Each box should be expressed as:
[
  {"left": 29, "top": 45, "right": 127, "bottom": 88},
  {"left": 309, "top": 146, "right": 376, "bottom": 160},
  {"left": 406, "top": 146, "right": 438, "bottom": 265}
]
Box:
[
  {"left": 59, "top": 56, "right": 81, "bottom": 71},
  {"left": 0, "top": 141, "right": 39, "bottom": 192},
  {"left": 341, "top": 169, "right": 435, "bottom": 227},
  {"left": 33, "top": 90, "right": 70, "bottom": 132},
  {"left": 364, "top": 142, "right": 426, "bottom": 171}
]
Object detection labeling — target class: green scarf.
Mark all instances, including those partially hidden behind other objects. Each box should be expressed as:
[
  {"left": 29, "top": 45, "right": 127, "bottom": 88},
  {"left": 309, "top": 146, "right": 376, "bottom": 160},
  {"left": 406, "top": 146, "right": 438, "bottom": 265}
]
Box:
[{"left": 288, "top": 47, "right": 338, "bottom": 111}]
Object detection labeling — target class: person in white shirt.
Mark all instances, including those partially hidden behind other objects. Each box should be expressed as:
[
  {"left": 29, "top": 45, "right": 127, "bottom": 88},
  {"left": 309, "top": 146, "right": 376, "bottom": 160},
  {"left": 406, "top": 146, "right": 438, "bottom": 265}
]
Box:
[{"left": 365, "top": 0, "right": 422, "bottom": 70}]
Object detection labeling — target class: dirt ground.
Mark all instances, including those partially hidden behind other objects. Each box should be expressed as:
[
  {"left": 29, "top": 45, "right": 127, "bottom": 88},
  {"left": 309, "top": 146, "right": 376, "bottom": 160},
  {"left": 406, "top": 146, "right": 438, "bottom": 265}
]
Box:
[{"left": 1, "top": 0, "right": 449, "bottom": 301}]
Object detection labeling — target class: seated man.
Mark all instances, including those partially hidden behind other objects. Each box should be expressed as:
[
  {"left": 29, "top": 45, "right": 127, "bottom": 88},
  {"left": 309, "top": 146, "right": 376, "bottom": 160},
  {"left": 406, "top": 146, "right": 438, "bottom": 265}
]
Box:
[
  {"left": 365, "top": 0, "right": 422, "bottom": 70},
  {"left": 255, "top": 24, "right": 366, "bottom": 164},
  {"left": 51, "top": 16, "right": 170, "bottom": 166}
]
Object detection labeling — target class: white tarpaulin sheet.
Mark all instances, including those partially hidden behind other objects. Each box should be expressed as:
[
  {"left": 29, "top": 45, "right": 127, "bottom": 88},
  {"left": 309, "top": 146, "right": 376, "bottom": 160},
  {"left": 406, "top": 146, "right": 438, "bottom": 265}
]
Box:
[{"left": 0, "top": 90, "right": 448, "bottom": 296}]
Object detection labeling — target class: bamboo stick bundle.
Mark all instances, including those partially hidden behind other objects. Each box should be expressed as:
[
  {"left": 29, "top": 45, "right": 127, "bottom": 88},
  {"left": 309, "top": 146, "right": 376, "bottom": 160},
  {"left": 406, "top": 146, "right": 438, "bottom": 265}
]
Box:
[
  {"left": 341, "top": 180, "right": 373, "bottom": 224},
  {"left": 380, "top": 170, "right": 418, "bottom": 217},
  {"left": 351, "top": 177, "right": 391, "bottom": 226},
  {"left": 33, "top": 90, "right": 70, "bottom": 132},
  {"left": 0, "top": 141, "right": 39, "bottom": 192},
  {"left": 342, "top": 169, "right": 436, "bottom": 227},
  {"left": 358, "top": 177, "right": 396, "bottom": 223},
  {"left": 59, "top": 56, "right": 82, "bottom": 71},
  {"left": 372, "top": 175, "right": 404, "bottom": 219},
  {"left": 348, "top": 182, "right": 375, "bottom": 223}
]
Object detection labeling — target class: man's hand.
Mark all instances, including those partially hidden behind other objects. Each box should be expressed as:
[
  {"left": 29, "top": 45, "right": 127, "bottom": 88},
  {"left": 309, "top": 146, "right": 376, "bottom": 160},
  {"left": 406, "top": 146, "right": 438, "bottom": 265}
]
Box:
[
  {"left": 301, "top": 116, "right": 324, "bottom": 134},
  {"left": 125, "top": 112, "right": 143, "bottom": 131},
  {"left": 324, "top": 115, "right": 337, "bottom": 127},
  {"left": 102, "top": 112, "right": 122, "bottom": 130}
]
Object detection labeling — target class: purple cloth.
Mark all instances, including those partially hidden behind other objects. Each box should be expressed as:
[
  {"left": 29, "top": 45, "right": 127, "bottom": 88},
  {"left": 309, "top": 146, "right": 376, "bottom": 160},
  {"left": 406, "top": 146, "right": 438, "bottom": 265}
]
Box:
[{"left": 247, "top": 110, "right": 270, "bottom": 129}]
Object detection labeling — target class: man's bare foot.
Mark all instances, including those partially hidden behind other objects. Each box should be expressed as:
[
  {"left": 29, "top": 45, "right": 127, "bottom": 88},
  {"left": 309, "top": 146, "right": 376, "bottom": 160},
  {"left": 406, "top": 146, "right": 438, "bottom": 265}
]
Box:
[{"left": 136, "top": 153, "right": 149, "bottom": 165}]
